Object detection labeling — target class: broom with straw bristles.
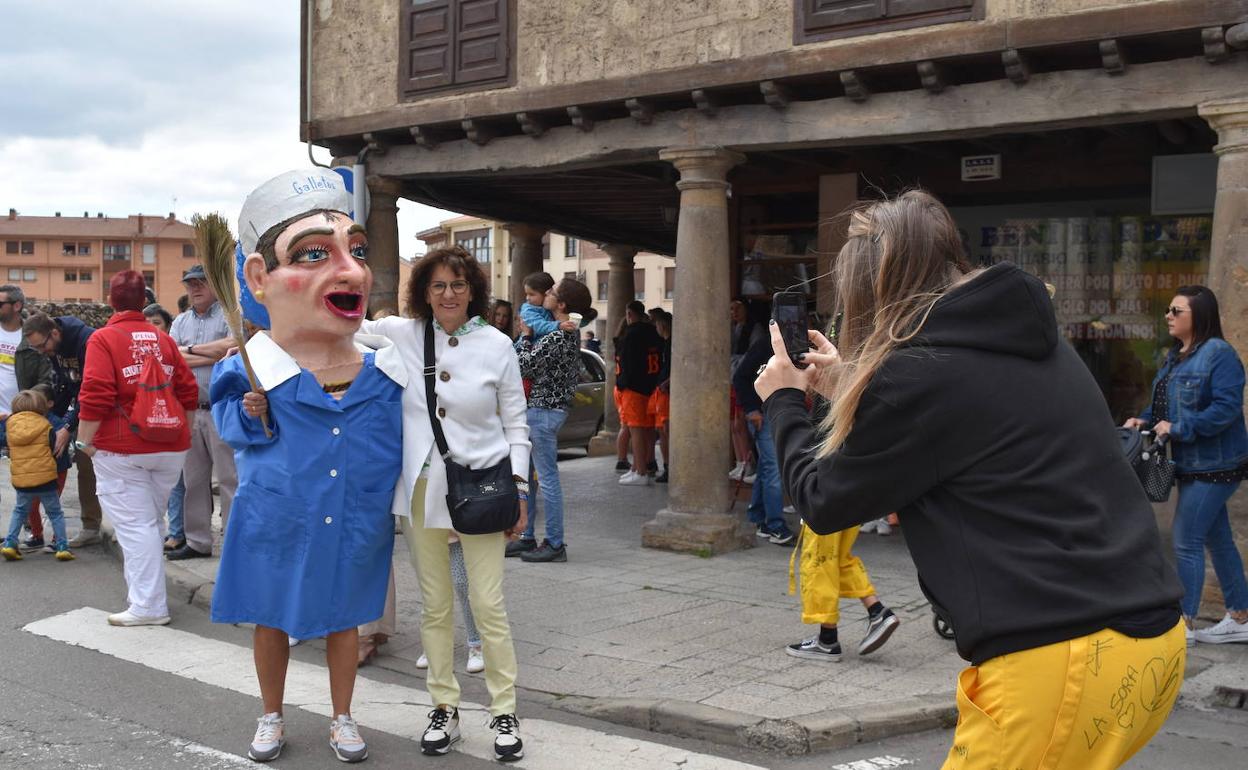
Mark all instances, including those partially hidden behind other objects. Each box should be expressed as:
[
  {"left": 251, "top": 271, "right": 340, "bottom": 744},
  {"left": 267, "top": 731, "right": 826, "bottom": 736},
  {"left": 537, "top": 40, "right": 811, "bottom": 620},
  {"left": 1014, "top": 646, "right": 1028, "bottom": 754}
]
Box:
[{"left": 192, "top": 212, "right": 271, "bottom": 438}]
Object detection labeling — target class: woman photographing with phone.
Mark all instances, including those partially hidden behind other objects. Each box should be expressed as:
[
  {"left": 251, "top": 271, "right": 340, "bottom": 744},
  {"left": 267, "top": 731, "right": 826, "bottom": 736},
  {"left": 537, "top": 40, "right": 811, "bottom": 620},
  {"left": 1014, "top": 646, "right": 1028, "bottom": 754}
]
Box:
[{"left": 754, "top": 190, "right": 1184, "bottom": 770}]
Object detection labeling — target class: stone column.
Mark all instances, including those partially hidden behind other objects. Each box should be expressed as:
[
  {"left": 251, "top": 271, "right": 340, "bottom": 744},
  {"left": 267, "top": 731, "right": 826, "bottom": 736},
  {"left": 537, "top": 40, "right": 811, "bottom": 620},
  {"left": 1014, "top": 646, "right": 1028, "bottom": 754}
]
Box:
[
  {"left": 504, "top": 223, "right": 547, "bottom": 311},
  {"left": 365, "top": 177, "right": 403, "bottom": 316},
  {"left": 588, "top": 244, "right": 636, "bottom": 453},
  {"left": 642, "top": 147, "right": 748, "bottom": 555},
  {"left": 1198, "top": 95, "right": 1248, "bottom": 618}
]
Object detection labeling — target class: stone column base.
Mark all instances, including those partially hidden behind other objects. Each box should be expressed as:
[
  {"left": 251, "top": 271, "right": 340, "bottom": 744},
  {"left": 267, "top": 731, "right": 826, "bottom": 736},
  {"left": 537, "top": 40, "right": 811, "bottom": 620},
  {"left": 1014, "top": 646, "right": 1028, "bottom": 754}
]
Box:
[
  {"left": 641, "top": 509, "right": 754, "bottom": 556},
  {"left": 587, "top": 430, "right": 619, "bottom": 457}
]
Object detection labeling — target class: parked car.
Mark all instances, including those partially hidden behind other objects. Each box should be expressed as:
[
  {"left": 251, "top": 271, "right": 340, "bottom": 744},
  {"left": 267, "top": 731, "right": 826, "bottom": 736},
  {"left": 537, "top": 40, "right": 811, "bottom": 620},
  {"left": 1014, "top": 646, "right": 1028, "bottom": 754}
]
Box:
[{"left": 557, "top": 349, "right": 606, "bottom": 450}]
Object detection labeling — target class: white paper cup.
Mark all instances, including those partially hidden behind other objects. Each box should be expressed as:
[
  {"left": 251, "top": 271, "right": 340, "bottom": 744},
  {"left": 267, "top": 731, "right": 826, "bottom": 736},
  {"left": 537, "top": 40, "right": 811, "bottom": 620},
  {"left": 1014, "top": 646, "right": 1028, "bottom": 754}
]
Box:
[{"left": 568, "top": 312, "right": 583, "bottom": 326}]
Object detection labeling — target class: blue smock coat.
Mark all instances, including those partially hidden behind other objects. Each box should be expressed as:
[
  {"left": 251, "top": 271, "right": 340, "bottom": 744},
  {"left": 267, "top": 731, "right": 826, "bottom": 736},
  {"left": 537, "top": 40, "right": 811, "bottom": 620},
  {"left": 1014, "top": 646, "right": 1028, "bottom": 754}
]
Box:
[{"left": 209, "top": 332, "right": 405, "bottom": 638}]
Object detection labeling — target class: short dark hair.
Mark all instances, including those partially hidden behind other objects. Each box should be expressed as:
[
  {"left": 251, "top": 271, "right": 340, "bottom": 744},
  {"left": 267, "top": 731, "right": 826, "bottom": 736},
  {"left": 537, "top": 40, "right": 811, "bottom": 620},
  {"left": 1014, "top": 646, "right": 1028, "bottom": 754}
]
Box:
[
  {"left": 143, "top": 303, "right": 174, "bottom": 329},
  {"left": 22, "top": 312, "right": 56, "bottom": 339},
  {"left": 523, "top": 271, "right": 555, "bottom": 294},
  {"left": 1174, "top": 285, "right": 1225, "bottom": 353},
  {"left": 626, "top": 300, "right": 646, "bottom": 318},
  {"left": 254, "top": 208, "right": 341, "bottom": 271},
  {"left": 0, "top": 284, "right": 25, "bottom": 307},
  {"left": 405, "top": 245, "right": 489, "bottom": 320}
]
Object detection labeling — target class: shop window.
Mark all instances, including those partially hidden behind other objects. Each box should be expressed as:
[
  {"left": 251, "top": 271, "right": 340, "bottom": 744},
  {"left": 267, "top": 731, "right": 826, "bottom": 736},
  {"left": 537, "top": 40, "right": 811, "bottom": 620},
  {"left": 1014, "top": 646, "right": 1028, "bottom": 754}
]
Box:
[
  {"left": 182, "top": 243, "right": 195, "bottom": 258},
  {"left": 597, "top": 271, "right": 608, "bottom": 301},
  {"left": 565, "top": 237, "right": 578, "bottom": 258},
  {"left": 796, "top": 0, "right": 980, "bottom": 44},
  {"left": 664, "top": 267, "right": 675, "bottom": 300},
  {"left": 64, "top": 270, "right": 78, "bottom": 283},
  {"left": 142, "top": 243, "right": 157, "bottom": 264},
  {"left": 4, "top": 241, "right": 16, "bottom": 255},
  {"left": 633, "top": 268, "right": 645, "bottom": 301},
  {"left": 400, "top": 0, "right": 513, "bottom": 97},
  {"left": 19, "top": 241, "right": 33, "bottom": 255}
]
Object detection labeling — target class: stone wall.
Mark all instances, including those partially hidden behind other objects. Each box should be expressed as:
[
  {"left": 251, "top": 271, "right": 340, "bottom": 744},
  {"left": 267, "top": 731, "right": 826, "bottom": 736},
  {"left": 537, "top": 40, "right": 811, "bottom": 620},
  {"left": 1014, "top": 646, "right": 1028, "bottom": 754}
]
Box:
[
  {"left": 31, "top": 302, "right": 113, "bottom": 329},
  {"left": 309, "top": 0, "right": 1167, "bottom": 123}
]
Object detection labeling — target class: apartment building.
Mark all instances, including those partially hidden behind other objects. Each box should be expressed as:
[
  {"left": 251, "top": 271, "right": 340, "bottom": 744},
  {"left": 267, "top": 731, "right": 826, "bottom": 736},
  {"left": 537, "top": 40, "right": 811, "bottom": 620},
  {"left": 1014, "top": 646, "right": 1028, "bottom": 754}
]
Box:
[{"left": 0, "top": 209, "right": 196, "bottom": 306}]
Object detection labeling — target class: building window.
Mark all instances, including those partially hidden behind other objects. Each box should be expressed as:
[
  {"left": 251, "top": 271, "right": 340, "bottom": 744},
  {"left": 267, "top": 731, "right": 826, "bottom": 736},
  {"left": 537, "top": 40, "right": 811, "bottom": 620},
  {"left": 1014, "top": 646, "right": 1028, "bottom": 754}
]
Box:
[
  {"left": 633, "top": 268, "right": 645, "bottom": 301},
  {"left": 64, "top": 270, "right": 78, "bottom": 283},
  {"left": 63, "top": 242, "right": 77, "bottom": 256},
  {"left": 182, "top": 243, "right": 195, "bottom": 258},
  {"left": 400, "top": 0, "right": 513, "bottom": 97},
  {"left": 80, "top": 270, "right": 93, "bottom": 282},
  {"left": 664, "top": 267, "right": 675, "bottom": 300},
  {"left": 142, "top": 243, "right": 157, "bottom": 264},
  {"left": 142, "top": 270, "right": 156, "bottom": 286},
  {"left": 796, "top": 0, "right": 979, "bottom": 43},
  {"left": 565, "top": 237, "right": 578, "bottom": 258},
  {"left": 104, "top": 242, "right": 131, "bottom": 261},
  {"left": 597, "top": 271, "right": 608, "bottom": 301},
  {"left": 4, "top": 241, "right": 15, "bottom": 255},
  {"left": 23, "top": 269, "right": 35, "bottom": 282},
  {"left": 78, "top": 242, "right": 91, "bottom": 255},
  {"left": 454, "top": 228, "right": 491, "bottom": 264},
  {"left": 19, "top": 241, "right": 33, "bottom": 255}
]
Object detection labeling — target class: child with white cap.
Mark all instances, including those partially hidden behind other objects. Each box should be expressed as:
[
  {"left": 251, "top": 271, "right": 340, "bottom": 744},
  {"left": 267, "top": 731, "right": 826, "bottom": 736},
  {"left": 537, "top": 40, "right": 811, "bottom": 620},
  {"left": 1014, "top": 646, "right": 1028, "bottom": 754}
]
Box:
[{"left": 210, "top": 167, "right": 405, "bottom": 763}]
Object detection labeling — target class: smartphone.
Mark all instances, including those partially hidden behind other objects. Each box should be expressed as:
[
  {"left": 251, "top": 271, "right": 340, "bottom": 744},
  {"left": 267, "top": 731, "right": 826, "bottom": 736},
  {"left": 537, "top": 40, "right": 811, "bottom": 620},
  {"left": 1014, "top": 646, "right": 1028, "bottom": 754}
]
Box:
[{"left": 771, "top": 291, "right": 810, "bottom": 368}]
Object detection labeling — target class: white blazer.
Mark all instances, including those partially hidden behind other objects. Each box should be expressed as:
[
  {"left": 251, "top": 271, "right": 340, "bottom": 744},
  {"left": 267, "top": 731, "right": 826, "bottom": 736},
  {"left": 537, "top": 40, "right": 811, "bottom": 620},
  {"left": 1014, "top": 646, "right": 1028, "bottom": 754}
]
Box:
[{"left": 359, "top": 316, "right": 530, "bottom": 529}]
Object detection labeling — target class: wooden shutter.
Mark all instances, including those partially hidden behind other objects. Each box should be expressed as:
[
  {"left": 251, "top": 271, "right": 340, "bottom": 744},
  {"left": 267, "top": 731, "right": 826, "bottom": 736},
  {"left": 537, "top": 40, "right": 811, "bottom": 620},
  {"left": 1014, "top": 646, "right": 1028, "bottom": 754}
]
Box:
[
  {"left": 803, "top": 0, "right": 885, "bottom": 32},
  {"left": 886, "top": 0, "right": 973, "bottom": 17},
  {"left": 455, "top": 0, "right": 509, "bottom": 85},
  {"left": 401, "top": 0, "right": 453, "bottom": 93}
]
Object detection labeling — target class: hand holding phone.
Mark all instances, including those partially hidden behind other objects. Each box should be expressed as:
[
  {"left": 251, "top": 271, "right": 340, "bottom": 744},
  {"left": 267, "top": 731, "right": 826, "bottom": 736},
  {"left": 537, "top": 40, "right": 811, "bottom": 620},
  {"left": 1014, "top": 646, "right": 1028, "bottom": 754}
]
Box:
[{"left": 771, "top": 291, "right": 811, "bottom": 368}]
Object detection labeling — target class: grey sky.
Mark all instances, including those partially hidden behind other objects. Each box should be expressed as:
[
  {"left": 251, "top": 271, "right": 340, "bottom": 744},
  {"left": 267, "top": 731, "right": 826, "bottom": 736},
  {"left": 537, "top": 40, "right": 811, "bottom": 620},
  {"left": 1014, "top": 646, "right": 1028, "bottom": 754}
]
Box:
[{"left": 0, "top": 1, "right": 448, "bottom": 255}]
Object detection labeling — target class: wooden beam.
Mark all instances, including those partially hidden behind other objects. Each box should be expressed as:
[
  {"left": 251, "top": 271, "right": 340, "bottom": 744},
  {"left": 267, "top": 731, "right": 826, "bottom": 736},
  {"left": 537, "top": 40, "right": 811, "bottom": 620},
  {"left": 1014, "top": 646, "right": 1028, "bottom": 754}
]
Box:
[
  {"left": 409, "top": 127, "right": 440, "bottom": 150},
  {"left": 691, "top": 89, "right": 719, "bottom": 116},
  {"left": 917, "top": 61, "right": 947, "bottom": 94},
  {"left": 839, "top": 70, "right": 870, "bottom": 102},
  {"left": 1099, "top": 39, "right": 1128, "bottom": 75},
  {"left": 461, "top": 119, "right": 495, "bottom": 146},
  {"left": 567, "top": 106, "right": 595, "bottom": 132},
  {"left": 361, "top": 132, "right": 390, "bottom": 155},
  {"left": 760, "top": 81, "right": 792, "bottom": 109},
  {"left": 1203, "top": 27, "right": 1231, "bottom": 63},
  {"left": 368, "top": 57, "right": 1248, "bottom": 178},
  {"left": 516, "top": 112, "right": 547, "bottom": 138},
  {"left": 625, "top": 98, "right": 655, "bottom": 125},
  {"left": 1002, "top": 49, "right": 1030, "bottom": 84}
]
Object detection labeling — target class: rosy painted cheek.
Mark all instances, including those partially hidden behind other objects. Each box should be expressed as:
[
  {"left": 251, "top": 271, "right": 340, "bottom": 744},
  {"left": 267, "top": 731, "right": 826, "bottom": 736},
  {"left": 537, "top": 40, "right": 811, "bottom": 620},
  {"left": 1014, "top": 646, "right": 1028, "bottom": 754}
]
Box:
[{"left": 281, "top": 275, "right": 307, "bottom": 294}]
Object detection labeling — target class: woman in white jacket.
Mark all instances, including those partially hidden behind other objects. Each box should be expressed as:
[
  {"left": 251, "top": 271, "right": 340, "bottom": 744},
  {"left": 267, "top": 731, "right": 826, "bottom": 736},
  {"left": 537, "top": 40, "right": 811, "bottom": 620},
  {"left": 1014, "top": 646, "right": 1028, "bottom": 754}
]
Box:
[{"left": 360, "top": 245, "right": 530, "bottom": 762}]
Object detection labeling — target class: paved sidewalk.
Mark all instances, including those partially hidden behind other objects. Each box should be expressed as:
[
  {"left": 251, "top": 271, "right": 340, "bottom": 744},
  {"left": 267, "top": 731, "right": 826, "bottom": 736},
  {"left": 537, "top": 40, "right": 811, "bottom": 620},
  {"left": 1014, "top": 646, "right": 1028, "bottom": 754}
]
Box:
[{"left": 13, "top": 454, "right": 1248, "bottom": 754}]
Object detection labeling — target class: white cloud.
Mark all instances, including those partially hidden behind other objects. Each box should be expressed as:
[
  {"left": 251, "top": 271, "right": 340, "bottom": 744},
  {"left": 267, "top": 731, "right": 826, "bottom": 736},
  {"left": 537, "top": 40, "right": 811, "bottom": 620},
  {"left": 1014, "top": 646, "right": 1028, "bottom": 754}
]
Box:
[{"left": 0, "top": 0, "right": 452, "bottom": 257}]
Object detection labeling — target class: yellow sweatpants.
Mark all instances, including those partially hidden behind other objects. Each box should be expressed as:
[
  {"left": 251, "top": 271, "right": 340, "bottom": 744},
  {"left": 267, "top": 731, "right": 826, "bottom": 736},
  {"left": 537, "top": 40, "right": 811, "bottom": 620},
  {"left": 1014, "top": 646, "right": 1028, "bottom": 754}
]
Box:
[
  {"left": 403, "top": 480, "right": 519, "bottom": 716},
  {"left": 788, "top": 522, "right": 876, "bottom": 625},
  {"left": 943, "top": 621, "right": 1186, "bottom": 770}
]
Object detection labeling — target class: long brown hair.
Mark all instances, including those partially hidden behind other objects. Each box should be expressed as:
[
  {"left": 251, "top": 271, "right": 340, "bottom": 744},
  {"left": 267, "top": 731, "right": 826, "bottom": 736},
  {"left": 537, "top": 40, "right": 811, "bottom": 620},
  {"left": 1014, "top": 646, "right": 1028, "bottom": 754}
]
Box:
[{"left": 817, "top": 189, "right": 969, "bottom": 458}]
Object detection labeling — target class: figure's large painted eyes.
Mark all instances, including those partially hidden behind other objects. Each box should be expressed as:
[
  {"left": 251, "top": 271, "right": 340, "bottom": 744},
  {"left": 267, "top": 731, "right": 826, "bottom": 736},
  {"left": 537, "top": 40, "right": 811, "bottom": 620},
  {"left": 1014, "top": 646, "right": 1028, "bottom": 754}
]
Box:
[
  {"left": 291, "top": 245, "right": 330, "bottom": 263},
  {"left": 350, "top": 242, "right": 369, "bottom": 261}
]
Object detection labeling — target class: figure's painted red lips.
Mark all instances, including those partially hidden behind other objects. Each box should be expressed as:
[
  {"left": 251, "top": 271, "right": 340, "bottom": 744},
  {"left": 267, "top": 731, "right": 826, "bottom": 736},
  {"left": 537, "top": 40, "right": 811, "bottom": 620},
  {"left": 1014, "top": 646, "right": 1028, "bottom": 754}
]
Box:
[{"left": 324, "top": 292, "right": 364, "bottom": 318}]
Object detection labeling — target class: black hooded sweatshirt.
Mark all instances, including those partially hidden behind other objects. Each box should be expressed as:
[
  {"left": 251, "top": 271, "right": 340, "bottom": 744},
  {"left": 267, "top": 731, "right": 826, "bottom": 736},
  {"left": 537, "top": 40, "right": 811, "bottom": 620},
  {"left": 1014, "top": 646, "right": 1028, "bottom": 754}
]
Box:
[{"left": 764, "top": 263, "right": 1181, "bottom": 664}]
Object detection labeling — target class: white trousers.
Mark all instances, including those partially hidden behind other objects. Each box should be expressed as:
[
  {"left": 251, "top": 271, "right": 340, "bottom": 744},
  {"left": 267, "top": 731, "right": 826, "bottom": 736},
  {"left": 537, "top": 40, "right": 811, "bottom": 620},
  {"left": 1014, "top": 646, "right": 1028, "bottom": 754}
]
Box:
[{"left": 94, "top": 450, "right": 187, "bottom": 619}]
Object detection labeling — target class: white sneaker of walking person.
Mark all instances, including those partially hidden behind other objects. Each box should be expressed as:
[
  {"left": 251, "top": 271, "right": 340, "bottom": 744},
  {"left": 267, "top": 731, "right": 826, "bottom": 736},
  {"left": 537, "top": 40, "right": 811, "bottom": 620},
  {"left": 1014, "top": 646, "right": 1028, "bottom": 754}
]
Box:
[
  {"left": 329, "top": 714, "right": 368, "bottom": 763},
  {"left": 619, "top": 470, "right": 651, "bottom": 486},
  {"left": 860, "top": 519, "right": 879, "bottom": 534},
  {"left": 107, "top": 610, "right": 170, "bottom": 627},
  {"left": 727, "top": 462, "right": 746, "bottom": 481},
  {"left": 875, "top": 518, "right": 893, "bottom": 536},
  {"left": 248, "top": 712, "right": 285, "bottom": 762},
  {"left": 1194, "top": 614, "right": 1248, "bottom": 644},
  {"left": 466, "top": 643, "right": 485, "bottom": 674},
  {"left": 416, "top": 652, "right": 429, "bottom": 669},
  {"left": 490, "top": 714, "right": 524, "bottom": 762},
  {"left": 421, "top": 706, "right": 460, "bottom": 755},
  {"left": 69, "top": 529, "right": 101, "bottom": 548}
]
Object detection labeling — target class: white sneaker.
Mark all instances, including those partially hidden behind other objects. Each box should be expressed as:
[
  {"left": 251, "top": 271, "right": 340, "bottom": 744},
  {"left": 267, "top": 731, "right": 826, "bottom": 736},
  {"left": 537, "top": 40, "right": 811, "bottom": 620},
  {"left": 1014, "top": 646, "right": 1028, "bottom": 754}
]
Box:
[
  {"left": 619, "top": 471, "right": 651, "bottom": 487},
  {"left": 69, "top": 529, "right": 101, "bottom": 548},
  {"left": 288, "top": 636, "right": 302, "bottom": 647},
  {"left": 742, "top": 472, "right": 757, "bottom": 485},
  {"left": 416, "top": 652, "right": 429, "bottom": 669},
  {"left": 420, "top": 707, "right": 460, "bottom": 756},
  {"left": 248, "top": 712, "right": 285, "bottom": 762},
  {"left": 727, "top": 462, "right": 746, "bottom": 481},
  {"left": 466, "top": 644, "right": 485, "bottom": 674},
  {"left": 329, "top": 714, "right": 368, "bottom": 763},
  {"left": 107, "top": 610, "right": 171, "bottom": 627},
  {"left": 783, "top": 505, "right": 796, "bottom": 514},
  {"left": 876, "top": 519, "right": 893, "bottom": 536},
  {"left": 860, "top": 519, "right": 878, "bottom": 533},
  {"left": 490, "top": 713, "right": 524, "bottom": 762},
  {"left": 1194, "top": 614, "right": 1248, "bottom": 644}
]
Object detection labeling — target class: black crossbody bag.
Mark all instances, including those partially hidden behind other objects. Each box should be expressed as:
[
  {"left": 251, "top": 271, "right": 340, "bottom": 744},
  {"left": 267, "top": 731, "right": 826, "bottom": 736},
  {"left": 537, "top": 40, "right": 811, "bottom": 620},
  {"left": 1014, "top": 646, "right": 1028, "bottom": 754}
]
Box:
[{"left": 423, "top": 321, "right": 520, "bottom": 534}]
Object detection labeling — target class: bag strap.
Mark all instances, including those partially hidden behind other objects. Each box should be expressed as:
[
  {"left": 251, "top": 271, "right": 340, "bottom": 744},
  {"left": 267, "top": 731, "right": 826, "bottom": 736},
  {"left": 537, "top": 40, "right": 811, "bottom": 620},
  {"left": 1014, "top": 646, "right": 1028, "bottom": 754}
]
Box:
[{"left": 423, "top": 320, "right": 451, "bottom": 461}]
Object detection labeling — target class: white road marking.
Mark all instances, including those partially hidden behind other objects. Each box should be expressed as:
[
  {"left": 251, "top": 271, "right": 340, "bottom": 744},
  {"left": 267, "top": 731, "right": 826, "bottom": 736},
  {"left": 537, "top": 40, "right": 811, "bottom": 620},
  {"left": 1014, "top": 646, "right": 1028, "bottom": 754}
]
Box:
[
  {"left": 831, "top": 756, "right": 915, "bottom": 770},
  {"left": 175, "top": 740, "right": 259, "bottom": 767},
  {"left": 26, "top": 607, "right": 765, "bottom": 769}
]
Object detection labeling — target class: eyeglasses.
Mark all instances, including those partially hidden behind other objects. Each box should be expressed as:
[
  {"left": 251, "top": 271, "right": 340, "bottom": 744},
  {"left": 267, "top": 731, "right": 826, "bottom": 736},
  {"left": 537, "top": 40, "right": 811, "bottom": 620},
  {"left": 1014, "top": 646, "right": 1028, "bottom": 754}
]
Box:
[
  {"left": 0, "top": 300, "right": 15, "bottom": 307},
  {"left": 429, "top": 280, "right": 470, "bottom": 296},
  {"left": 1165, "top": 307, "right": 1188, "bottom": 317}
]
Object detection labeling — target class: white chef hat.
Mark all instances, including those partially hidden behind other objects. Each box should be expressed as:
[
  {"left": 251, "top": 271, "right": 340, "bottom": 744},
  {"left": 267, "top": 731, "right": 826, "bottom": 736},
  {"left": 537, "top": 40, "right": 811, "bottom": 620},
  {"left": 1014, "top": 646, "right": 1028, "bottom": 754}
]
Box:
[{"left": 238, "top": 168, "right": 353, "bottom": 255}]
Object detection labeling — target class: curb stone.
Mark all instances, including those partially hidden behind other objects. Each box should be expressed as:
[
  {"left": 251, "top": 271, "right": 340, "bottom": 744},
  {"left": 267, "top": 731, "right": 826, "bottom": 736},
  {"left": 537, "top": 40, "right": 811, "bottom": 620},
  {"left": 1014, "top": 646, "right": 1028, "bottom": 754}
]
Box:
[{"left": 101, "top": 528, "right": 959, "bottom": 755}]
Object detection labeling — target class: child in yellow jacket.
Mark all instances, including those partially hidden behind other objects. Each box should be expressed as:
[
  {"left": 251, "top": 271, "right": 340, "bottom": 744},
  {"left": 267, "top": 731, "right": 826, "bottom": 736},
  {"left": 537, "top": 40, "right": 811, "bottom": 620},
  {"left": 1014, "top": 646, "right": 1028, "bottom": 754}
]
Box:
[{"left": 1, "top": 390, "right": 73, "bottom": 561}]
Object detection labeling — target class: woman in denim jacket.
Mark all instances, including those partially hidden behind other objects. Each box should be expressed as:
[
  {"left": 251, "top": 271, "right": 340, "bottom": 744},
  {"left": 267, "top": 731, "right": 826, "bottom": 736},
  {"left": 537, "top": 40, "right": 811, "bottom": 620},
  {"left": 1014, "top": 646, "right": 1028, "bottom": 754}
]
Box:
[{"left": 1127, "top": 285, "right": 1248, "bottom": 645}]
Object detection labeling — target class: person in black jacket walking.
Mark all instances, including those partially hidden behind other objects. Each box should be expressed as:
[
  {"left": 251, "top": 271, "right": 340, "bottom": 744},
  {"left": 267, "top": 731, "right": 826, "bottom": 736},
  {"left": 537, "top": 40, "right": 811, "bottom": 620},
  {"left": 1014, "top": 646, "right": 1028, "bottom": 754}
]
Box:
[{"left": 754, "top": 190, "right": 1184, "bottom": 770}]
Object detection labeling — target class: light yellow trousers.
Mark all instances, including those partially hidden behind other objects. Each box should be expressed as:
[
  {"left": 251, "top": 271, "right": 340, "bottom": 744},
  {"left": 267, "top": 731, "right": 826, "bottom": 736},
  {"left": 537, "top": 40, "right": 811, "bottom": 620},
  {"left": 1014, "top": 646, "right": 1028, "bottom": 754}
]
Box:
[
  {"left": 789, "top": 523, "right": 876, "bottom": 625},
  {"left": 403, "top": 480, "right": 518, "bottom": 716},
  {"left": 943, "top": 621, "right": 1185, "bottom": 770}
]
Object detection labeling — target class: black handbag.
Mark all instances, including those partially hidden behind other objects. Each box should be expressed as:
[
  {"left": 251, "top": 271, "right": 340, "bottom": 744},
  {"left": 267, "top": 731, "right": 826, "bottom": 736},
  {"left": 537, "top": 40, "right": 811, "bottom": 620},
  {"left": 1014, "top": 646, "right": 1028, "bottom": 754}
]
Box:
[
  {"left": 1120, "top": 427, "right": 1175, "bottom": 503},
  {"left": 423, "top": 321, "right": 520, "bottom": 535}
]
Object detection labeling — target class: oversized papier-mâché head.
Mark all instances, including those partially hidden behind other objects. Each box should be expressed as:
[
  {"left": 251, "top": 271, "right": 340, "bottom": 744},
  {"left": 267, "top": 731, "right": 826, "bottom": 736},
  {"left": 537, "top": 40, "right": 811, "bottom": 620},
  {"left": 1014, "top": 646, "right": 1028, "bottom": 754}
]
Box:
[{"left": 238, "top": 169, "right": 370, "bottom": 337}]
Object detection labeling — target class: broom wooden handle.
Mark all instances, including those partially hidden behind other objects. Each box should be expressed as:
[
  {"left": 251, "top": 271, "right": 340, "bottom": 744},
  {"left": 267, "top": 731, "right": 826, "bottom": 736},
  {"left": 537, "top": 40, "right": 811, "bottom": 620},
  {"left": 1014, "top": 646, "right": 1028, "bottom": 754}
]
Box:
[{"left": 234, "top": 334, "right": 272, "bottom": 439}]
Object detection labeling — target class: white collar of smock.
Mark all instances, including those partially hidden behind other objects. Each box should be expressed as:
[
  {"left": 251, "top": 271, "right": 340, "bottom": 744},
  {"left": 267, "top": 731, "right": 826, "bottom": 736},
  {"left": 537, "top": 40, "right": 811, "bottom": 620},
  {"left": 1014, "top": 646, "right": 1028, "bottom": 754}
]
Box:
[{"left": 243, "top": 330, "right": 409, "bottom": 391}]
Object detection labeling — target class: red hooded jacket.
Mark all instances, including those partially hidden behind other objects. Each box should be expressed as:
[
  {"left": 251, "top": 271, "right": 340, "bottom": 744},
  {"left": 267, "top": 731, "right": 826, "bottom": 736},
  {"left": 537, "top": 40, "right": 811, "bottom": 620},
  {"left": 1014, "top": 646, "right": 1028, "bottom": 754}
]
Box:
[{"left": 77, "top": 310, "right": 200, "bottom": 454}]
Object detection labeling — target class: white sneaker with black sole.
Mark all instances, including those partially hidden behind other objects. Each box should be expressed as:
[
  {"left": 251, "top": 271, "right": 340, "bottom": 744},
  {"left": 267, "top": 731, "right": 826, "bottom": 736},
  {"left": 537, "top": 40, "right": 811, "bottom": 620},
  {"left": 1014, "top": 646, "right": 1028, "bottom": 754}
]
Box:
[
  {"left": 421, "top": 707, "right": 460, "bottom": 755},
  {"left": 858, "top": 608, "right": 900, "bottom": 655},
  {"left": 1194, "top": 614, "right": 1248, "bottom": 644},
  {"left": 490, "top": 714, "right": 524, "bottom": 762},
  {"left": 785, "top": 636, "right": 842, "bottom": 662},
  {"left": 329, "top": 714, "right": 368, "bottom": 763}
]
